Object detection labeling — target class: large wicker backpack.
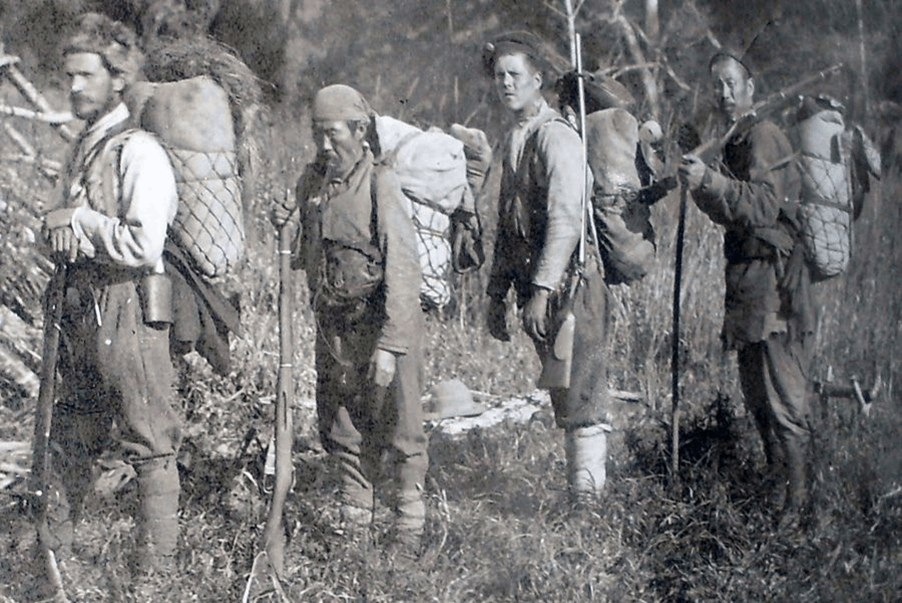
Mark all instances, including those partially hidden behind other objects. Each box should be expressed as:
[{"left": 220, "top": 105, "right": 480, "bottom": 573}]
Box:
[{"left": 133, "top": 75, "right": 245, "bottom": 278}]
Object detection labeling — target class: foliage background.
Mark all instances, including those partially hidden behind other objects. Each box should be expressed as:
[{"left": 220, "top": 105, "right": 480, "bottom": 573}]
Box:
[{"left": 0, "top": 0, "right": 900, "bottom": 601}]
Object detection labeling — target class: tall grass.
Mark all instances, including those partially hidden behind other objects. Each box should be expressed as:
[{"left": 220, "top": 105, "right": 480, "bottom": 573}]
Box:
[{"left": 2, "top": 91, "right": 900, "bottom": 602}]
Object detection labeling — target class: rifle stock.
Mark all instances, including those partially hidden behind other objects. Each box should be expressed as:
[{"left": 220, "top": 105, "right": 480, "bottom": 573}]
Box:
[{"left": 31, "top": 263, "right": 70, "bottom": 602}]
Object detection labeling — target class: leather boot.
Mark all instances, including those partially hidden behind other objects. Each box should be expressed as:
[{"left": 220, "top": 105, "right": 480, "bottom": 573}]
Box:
[
  {"left": 135, "top": 456, "right": 180, "bottom": 574},
  {"left": 565, "top": 425, "right": 607, "bottom": 503}
]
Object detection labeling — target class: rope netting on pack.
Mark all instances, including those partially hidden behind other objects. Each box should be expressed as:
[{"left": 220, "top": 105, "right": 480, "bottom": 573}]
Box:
[
  {"left": 794, "top": 101, "right": 853, "bottom": 281},
  {"left": 408, "top": 200, "right": 453, "bottom": 309},
  {"left": 168, "top": 148, "right": 245, "bottom": 278}
]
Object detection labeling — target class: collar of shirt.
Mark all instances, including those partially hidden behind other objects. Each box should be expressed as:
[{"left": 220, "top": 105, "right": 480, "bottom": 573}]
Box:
[
  {"left": 506, "top": 99, "right": 559, "bottom": 169},
  {"left": 77, "top": 102, "right": 131, "bottom": 165}
]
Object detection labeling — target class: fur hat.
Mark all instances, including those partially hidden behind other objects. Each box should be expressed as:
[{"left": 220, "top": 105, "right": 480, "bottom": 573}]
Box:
[{"left": 63, "top": 12, "right": 142, "bottom": 85}]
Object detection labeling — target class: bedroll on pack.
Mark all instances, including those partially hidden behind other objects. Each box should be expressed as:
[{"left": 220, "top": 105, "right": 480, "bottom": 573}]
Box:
[
  {"left": 585, "top": 108, "right": 656, "bottom": 285},
  {"left": 135, "top": 76, "right": 245, "bottom": 278},
  {"left": 375, "top": 115, "right": 477, "bottom": 309}
]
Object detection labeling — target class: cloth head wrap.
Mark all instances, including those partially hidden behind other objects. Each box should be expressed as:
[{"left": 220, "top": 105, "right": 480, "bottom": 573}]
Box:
[
  {"left": 63, "top": 12, "right": 142, "bottom": 85},
  {"left": 312, "top": 84, "right": 374, "bottom": 122},
  {"left": 482, "top": 31, "right": 552, "bottom": 80}
]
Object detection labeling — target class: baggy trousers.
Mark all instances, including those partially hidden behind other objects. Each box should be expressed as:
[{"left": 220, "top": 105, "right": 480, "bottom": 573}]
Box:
[
  {"left": 48, "top": 272, "right": 182, "bottom": 557},
  {"left": 737, "top": 331, "right": 811, "bottom": 500},
  {"left": 532, "top": 263, "right": 610, "bottom": 430},
  {"left": 315, "top": 323, "right": 428, "bottom": 529}
]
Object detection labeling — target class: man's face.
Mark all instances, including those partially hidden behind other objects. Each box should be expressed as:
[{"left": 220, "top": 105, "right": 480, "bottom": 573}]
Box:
[
  {"left": 64, "top": 52, "right": 123, "bottom": 124},
  {"left": 493, "top": 52, "right": 543, "bottom": 114},
  {"left": 710, "top": 58, "right": 754, "bottom": 121},
  {"left": 312, "top": 119, "right": 366, "bottom": 178}
]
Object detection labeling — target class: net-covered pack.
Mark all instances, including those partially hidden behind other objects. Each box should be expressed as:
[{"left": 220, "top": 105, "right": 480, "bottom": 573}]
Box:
[
  {"left": 375, "top": 116, "right": 472, "bottom": 309},
  {"left": 793, "top": 97, "right": 852, "bottom": 281},
  {"left": 167, "top": 147, "right": 244, "bottom": 277},
  {"left": 137, "top": 75, "right": 245, "bottom": 277}
]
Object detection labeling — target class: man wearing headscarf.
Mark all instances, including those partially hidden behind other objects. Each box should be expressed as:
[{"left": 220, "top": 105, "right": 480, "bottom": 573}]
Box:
[
  {"left": 273, "top": 85, "right": 428, "bottom": 554},
  {"left": 40, "top": 13, "right": 182, "bottom": 573},
  {"left": 482, "top": 31, "right": 611, "bottom": 505}
]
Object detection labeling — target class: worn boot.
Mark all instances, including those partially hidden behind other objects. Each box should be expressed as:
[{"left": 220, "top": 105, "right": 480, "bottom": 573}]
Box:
[
  {"left": 135, "top": 456, "right": 180, "bottom": 574},
  {"left": 383, "top": 450, "right": 427, "bottom": 558},
  {"left": 565, "top": 425, "right": 608, "bottom": 504},
  {"left": 332, "top": 450, "right": 374, "bottom": 536},
  {"left": 777, "top": 437, "right": 808, "bottom": 532}
]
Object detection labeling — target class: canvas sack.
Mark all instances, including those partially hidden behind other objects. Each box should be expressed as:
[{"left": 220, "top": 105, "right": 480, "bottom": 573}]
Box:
[
  {"left": 585, "top": 108, "right": 656, "bottom": 285},
  {"left": 376, "top": 115, "right": 473, "bottom": 309}
]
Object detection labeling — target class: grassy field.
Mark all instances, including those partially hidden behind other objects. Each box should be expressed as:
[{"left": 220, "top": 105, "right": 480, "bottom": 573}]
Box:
[{"left": 1, "top": 93, "right": 901, "bottom": 602}]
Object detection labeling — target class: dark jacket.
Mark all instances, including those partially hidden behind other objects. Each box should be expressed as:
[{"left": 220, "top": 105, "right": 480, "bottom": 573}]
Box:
[
  {"left": 691, "top": 119, "right": 814, "bottom": 349},
  {"left": 295, "top": 151, "right": 422, "bottom": 355}
]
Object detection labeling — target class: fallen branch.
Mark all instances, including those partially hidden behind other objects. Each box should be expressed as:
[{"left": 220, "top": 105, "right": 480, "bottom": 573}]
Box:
[
  {"left": 0, "top": 48, "right": 75, "bottom": 142},
  {"left": 0, "top": 104, "right": 73, "bottom": 124}
]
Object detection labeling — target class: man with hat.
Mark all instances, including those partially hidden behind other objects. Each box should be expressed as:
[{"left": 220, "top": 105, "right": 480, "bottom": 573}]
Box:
[
  {"left": 679, "top": 52, "right": 814, "bottom": 529},
  {"left": 273, "top": 84, "right": 428, "bottom": 552},
  {"left": 482, "top": 31, "right": 612, "bottom": 505},
  {"left": 40, "top": 12, "right": 182, "bottom": 573}
]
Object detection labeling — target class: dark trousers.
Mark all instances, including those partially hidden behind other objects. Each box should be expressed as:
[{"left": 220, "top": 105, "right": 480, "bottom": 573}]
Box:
[
  {"left": 532, "top": 262, "right": 610, "bottom": 430},
  {"left": 48, "top": 277, "right": 181, "bottom": 550},
  {"left": 737, "top": 332, "right": 812, "bottom": 468},
  {"left": 315, "top": 325, "right": 428, "bottom": 512}
]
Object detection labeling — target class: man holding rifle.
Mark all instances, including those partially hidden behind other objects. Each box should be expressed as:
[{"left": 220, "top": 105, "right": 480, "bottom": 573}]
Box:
[
  {"left": 483, "top": 31, "right": 610, "bottom": 505},
  {"left": 39, "top": 13, "right": 182, "bottom": 575},
  {"left": 679, "top": 52, "right": 814, "bottom": 530}
]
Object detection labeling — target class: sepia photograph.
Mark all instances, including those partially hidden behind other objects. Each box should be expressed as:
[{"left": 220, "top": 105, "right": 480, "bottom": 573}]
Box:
[{"left": 0, "top": 0, "right": 899, "bottom": 600}]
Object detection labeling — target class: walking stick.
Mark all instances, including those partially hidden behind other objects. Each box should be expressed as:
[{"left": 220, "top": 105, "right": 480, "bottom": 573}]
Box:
[
  {"left": 671, "top": 184, "right": 688, "bottom": 479},
  {"left": 31, "top": 264, "right": 70, "bottom": 603},
  {"left": 261, "top": 216, "right": 295, "bottom": 578}
]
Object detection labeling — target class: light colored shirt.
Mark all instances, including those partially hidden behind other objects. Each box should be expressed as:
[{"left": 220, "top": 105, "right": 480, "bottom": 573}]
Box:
[{"left": 65, "top": 102, "right": 178, "bottom": 272}]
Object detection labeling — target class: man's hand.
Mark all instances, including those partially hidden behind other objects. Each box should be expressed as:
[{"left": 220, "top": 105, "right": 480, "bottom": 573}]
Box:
[
  {"left": 678, "top": 154, "right": 708, "bottom": 191},
  {"left": 368, "top": 348, "right": 397, "bottom": 388},
  {"left": 487, "top": 297, "right": 510, "bottom": 342},
  {"left": 270, "top": 189, "right": 297, "bottom": 228},
  {"left": 43, "top": 208, "right": 80, "bottom": 263},
  {"left": 522, "top": 287, "right": 550, "bottom": 341}
]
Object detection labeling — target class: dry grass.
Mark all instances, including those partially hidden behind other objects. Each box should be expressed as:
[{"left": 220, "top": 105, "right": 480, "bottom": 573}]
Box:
[{"left": 1, "top": 86, "right": 901, "bottom": 603}]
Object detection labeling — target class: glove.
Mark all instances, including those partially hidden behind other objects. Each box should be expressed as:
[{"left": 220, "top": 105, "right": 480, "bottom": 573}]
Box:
[{"left": 487, "top": 297, "right": 510, "bottom": 342}]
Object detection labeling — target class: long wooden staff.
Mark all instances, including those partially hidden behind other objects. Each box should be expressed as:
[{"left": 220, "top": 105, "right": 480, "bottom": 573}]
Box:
[
  {"left": 261, "top": 216, "right": 295, "bottom": 577},
  {"left": 31, "top": 264, "right": 70, "bottom": 603},
  {"left": 671, "top": 184, "right": 687, "bottom": 479}
]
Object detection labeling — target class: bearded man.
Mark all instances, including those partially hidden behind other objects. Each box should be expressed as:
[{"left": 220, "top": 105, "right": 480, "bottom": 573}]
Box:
[{"left": 41, "top": 12, "right": 182, "bottom": 573}]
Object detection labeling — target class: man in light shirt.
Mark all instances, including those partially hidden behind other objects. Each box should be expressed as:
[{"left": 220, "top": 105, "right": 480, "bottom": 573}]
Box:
[{"left": 41, "top": 12, "right": 182, "bottom": 574}]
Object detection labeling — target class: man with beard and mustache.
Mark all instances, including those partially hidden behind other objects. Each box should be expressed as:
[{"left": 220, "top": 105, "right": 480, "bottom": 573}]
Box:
[
  {"left": 273, "top": 84, "right": 428, "bottom": 556},
  {"left": 40, "top": 13, "right": 182, "bottom": 574},
  {"left": 679, "top": 52, "right": 814, "bottom": 530}
]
